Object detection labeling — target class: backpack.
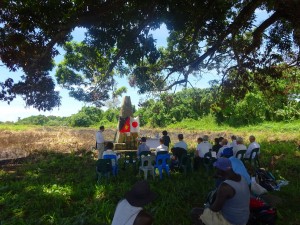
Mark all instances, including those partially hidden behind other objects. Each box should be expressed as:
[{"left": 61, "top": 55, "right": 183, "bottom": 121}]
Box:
[
  {"left": 255, "top": 168, "right": 278, "bottom": 191},
  {"left": 248, "top": 197, "right": 277, "bottom": 225}
]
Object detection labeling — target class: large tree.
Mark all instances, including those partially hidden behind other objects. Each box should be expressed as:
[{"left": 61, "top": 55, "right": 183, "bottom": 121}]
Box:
[{"left": 1, "top": 0, "right": 299, "bottom": 110}]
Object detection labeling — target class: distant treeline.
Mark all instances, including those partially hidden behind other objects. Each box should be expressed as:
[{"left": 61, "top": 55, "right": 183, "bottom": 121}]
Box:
[{"left": 2, "top": 85, "right": 299, "bottom": 128}]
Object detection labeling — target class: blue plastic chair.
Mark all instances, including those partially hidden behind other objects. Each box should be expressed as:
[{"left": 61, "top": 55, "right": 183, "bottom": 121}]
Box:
[
  {"left": 154, "top": 153, "right": 170, "bottom": 179},
  {"left": 103, "top": 154, "right": 118, "bottom": 176}
]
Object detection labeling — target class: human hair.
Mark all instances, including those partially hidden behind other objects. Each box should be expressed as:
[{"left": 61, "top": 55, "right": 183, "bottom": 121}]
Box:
[
  {"left": 106, "top": 142, "right": 114, "bottom": 150},
  {"left": 100, "top": 125, "right": 105, "bottom": 130},
  {"left": 249, "top": 135, "right": 255, "bottom": 142},
  {"left": 214, "top": 137, "right": 219, "bottom": 143},
  {"left": 197, "top": 137, "right": 203, "bottom": 142},
  {"left": 141, "top": 137, "right": 147, "bottom": 142},
  {"left": 162, "top": 130, "right": 168, "bottom": 135},
  {"left": 231, "top": 135, "right": 237, "bottom": 140},
  {"left": 222, "top": 138, "right": 228, "bottom": 145},
  {"left": 178, "top": 134, "right": 184, "bottom": 140},
  {"left": 159, "top": 138, "right": 164, "bottom": 143},
  {"left": 203, "top": 135, "right": 209, "bottom": 141},
  {"left": 237, "top": 137, "right": 244, "bottom": 144}
]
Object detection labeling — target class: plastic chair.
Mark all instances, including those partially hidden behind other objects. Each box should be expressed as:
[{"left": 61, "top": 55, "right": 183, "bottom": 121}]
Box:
[
  {"left": 236, "top": 149, "right": 246, "bottom": 161},
  {"left": 96, "top": 159, "right": 112, "bottom": 182},
  {"left": 103, "top": 154, "right": 118, "bottom": 176},
  {"left": 180, "top": 154, "right": 193, "bottom": 174},
  {"left": 221, "top": 147, "right": 233, "bottom": 158},
  {"left": 154, "top": 153, "right": 170, "bottom": 179},
  {"left": 123, "top": 151, "right": 138, "bottom": 170},
  {"left": 244, "top": 148, "right": 260, "bottom": 169},
  {"left": 139, "top": 155, "right": 155, "bottom": 180}
]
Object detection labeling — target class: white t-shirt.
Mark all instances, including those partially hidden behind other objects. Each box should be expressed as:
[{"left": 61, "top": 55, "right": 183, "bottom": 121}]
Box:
[
  {"left": 96, "top": 130, "right": 104, "bottom": 143},
  {"left": 196, "top": 141, "right": 212, "bottom": 158},
  {"left": 155, "top": 144, "right": 168, "bottom": 155},
  {"left": 232, "top": 144, "right": 247, "bottom": 157},
  {"left": 245, "top": 142, "right": 260, "bottom": 158},
  {"left": 111, "top": 199, "right": 142, "bottom": 225}
]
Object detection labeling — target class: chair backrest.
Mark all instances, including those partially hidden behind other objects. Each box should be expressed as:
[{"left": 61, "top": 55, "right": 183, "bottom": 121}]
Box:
[
  {"left": 203, "top": 152, "right": 212, "bottom": 165},
  {"left": 103, "top": 154, "right": 117, "bottom": 164},
  {"left": 140, "top": 156, "right": 153, "bottom": 167},
  {"left": 155, "top": 153, "right": 170, "bottom": 167},
  {"left": 124, "top": 151, "right": 137, "bottom": 163},
  {"left": 250, "top": 148, "right": 260, "bottom": 159},
  {"left": 139, "top": 151, "right": 152, "bottom": 157},
  {"left": 157, "top": 151, "right": 168, "bottom": 155},
  {"left": 236, "top": 149, "right": 246, "bottom": 160},
  {"left": 221, "top": 147, "right": 233, "bottom": 158},
  {"left": 96, "top": 159, "right": 112, "bottom": 173}
]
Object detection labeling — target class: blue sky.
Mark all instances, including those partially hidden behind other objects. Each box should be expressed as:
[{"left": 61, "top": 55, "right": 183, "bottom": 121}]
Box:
[{"left": 0, "top": 24, "right": 218, "bottom": 122}]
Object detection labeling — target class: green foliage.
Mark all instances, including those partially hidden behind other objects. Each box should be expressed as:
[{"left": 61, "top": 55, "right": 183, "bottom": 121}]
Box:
[
  {"left": 1, "top": 1, "right": 300, "bottom": 109},
  {"left": 1, "top": 138, "right": 300, "bottom": 225},
  {"left": 68, "top": 113, "right": 92, "bottom": 127}
]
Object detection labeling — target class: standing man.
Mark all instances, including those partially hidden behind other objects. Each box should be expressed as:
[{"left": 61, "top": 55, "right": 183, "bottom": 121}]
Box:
[{"left": 96, "top": 125, "right": 105, "bottom": 159}]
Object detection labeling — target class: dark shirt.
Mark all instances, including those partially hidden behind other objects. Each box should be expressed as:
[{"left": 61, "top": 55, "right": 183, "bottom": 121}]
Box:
[
  {"left": 162, "top": 135, "right": 171, "bottom": 147},
  {"left": 212, "top": 143, "right": 222, "bottom": 154}
]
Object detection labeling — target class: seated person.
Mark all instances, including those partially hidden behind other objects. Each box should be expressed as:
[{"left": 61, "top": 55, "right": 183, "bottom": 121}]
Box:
[
  {"left": 230, "top": 135, "right": 237, "bottom": 148},
  {"left": 232, "top": 137, "right": 247, "bottom": 157},
  {"left": 173, "top": 133, "right": 188, "bottom": 150},
  {"left": 111, "top": 180, "right": 157, "bottom": 225},
  {"left": 217, "top": 139, "right": 231, "bottom": 158},
  {"left": 194, "top": 136, "right": 212, "bottom": 170},
  {"left": 191, "top": 158, "right": 250, "bottom": 225},
  {"left": 137, "top": 137, "right": 151, "bottom": 156},
  {"left": 212, "top": 137, "right": 222, "bottom": 154},
  {"left": 245, "top": 135, "right": 260, "bottom": 159},
  {"left": 155, "top": 138, "right": 168, "bottom": 155},
  {"left": 102, "top": 142, "right": 119, "bottom": 166}
]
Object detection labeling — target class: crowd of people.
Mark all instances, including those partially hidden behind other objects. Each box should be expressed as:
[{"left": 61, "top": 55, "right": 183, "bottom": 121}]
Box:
[{"left": 95, "top": 126, "right": 262, "bottom": 225}]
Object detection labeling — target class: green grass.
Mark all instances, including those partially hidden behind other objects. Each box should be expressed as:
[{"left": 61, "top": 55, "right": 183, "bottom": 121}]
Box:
[{"left": 1, "top": 142, "right": 300, "bottom": 225}]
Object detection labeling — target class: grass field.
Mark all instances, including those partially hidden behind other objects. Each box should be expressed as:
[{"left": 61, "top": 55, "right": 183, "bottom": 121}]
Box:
[{"left": 0, "top": 121, "right": 300, "bottom": 225}]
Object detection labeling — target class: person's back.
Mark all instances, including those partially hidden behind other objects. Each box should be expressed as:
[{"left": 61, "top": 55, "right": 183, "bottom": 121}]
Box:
[
  {"left": 162, "top": 130, "right": 171, "bottom": 148},
  {"left": 196, "top": 135, "right": 212, "bottom": 158},
  {"left": 156, "top": 138, "right": 168, "bottom": 155},
  {"left": 245, "top": 135, "right": 260, "bottom": 159},
  {"left": 221, "top": 177, "right": 250, "bottom": 225},
  {"left": 174, "top": 134, "right": 188, "bottom": 150},
  {"left": 137, "top": 137, "right": 150, "bottom": 156},
  {"left": 111, "top": 181, "right": 156, "bottom": 225}
]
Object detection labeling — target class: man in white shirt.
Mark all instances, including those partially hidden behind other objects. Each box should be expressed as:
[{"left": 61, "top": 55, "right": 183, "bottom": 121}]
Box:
[
  {"left": 196, "top": 135, "right": 212, "bottom": 158},
  {"left": 245, "top": 135, "right": 260, "bottom": 159},
  {"left": 232, "top": 137, "right": 247, "bottom": 157},
  {"left": 155, "top": 138, "right": 168, "bottom": 155},
  {"left": 96, "top": 125, "right": 105, "bottom": 159}
]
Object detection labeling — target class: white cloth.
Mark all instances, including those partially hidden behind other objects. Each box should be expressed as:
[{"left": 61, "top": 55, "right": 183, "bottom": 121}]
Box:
[
  {"left": 230, "top": 140, "right": 237, "bottom": 148},
  {"left": 245, "top": 142, "right": 260, "bottom": 158},
  {"left": 111, "top": 199, "right": 142, "bottom": 225},
  {"left": 155, "top": 144, "right": 168, "bottom": 155},
  {"left": 200, "top": 208, "right": 232, "bottom": 225},
  {"left": 174, "top": 141, "right": 188, "bottom": 150},
  {"left": 196, "top": 141, "right": 212, "bottom": 158},
  {"left": 96, "top": 130, "right": 105, "bottom": 144},
  {"left": 232, "top": 144, "right": 247, "bottom": 157}
]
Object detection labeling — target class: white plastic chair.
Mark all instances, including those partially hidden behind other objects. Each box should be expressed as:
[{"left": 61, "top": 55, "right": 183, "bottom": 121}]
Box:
[{"left": 139, "top": 155, "right": 155, "bottom": 180}]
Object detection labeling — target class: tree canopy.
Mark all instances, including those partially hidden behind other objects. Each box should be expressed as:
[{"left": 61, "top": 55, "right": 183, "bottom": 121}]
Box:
[{"left": 1, "top": 0, "right": 299, "bottom": 110}]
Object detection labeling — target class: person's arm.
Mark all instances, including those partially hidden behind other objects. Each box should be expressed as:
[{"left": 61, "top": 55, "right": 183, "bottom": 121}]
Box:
[
  {"left": 133, "top": 210, "right": 154, "bottom": 225},
  {"left": 210, "top": 183, "right": 235, "bottom": 212}
]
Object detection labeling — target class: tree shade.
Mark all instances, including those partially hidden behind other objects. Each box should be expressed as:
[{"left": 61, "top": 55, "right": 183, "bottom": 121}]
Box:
[{"left": 0, "top": 0, "right": 299, "bottom": 110}]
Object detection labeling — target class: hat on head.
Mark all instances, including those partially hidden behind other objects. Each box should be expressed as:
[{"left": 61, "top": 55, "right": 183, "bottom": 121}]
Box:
[
  {"left": 125, "top": 181, "right": 157, "bottom": 207},
  {"left": 213, "top": 158, "right": 232, "bottom": 171}
]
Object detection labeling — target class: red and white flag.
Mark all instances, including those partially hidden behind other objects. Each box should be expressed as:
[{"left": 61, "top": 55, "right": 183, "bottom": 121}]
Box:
[{"left": 130, "top": 116, "right": 140, "bottom": 133}]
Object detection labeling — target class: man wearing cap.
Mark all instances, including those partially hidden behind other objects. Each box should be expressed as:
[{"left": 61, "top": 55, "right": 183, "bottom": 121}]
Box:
[
  {"left": 111, "top": 180, "right": 156, "bottom": 225},
  {"left": 195, "top": 158, "right": 250, "bottom": 225}
]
